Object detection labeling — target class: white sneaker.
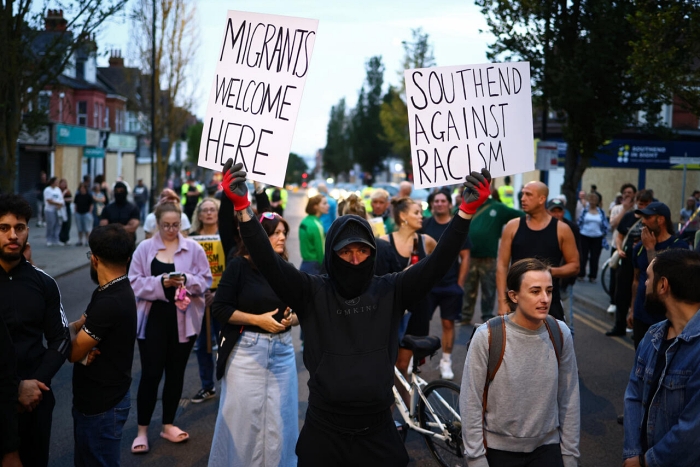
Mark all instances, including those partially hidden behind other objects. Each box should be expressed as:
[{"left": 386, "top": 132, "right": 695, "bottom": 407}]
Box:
[
  {"left": 439, "top": 359, "right": 454, "bottom": 380},
  {"left": 607, "top": 304, "right": 617, "bottom": 313}
]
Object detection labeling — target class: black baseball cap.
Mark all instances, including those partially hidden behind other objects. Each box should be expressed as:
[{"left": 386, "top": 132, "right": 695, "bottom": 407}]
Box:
[
  {"left": 635, "top": 201, "right": 671, "bottom": 219},
  {"left": 333, "top": 221, "right": 375, "bottom": 252},
  {"left": 547, "top": 199, "right": 565, "bottom": 211}
]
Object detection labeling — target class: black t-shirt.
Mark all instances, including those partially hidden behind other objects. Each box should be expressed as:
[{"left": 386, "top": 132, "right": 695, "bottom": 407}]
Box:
[
  {"left": 420, "top": 216, "right": 471, "bottom": 286},
  {"left": 73, "top": 192, "right": 93, "bottom": 214},
  {"left": 72, "top": 279, "right": 136, "bottom": 415},
  {"left": 101, "top": 202, "right": 140, "bottom": 228},
  {"left": 617, "top": 211, "right": 643, "bottom": 255}
]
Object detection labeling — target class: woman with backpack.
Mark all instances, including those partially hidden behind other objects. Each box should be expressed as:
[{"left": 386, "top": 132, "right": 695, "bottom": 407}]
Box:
[{"left": 460, "top": 258, "right": 580, "bottom": 467}]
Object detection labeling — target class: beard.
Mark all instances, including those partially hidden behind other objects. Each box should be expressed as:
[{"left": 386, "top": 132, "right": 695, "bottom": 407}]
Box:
[
  {"left": 89, "top": 263, "right": 99, "bottom": 285},
  {"left": 645, "top": 291, "right": 667, "bottom": 317},
  {"left": 0, "top": 240, "right": 27, "bottom": 263}
]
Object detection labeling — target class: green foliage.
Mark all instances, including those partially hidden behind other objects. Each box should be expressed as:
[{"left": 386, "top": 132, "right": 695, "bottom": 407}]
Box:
[
  {"left": 628, "top": 1, "right": 700, "bottom": 119},
  {"left": 285, "top": 152, "right": 308, "bottom": 185},
  {"left": 186, "top": 120, "right": 203, "bottom": 164},
  {"left": 350, "top": 56, "right": 390, "bottom": 175},
  {"left": 400, "top": 28, "right": 436, "bottom": 90},
  {"left": 476, "top": 0, "right": 649, "bottom": 215},
  {"left": 323, "top": 98, "right": 352, "bottom": 177}
]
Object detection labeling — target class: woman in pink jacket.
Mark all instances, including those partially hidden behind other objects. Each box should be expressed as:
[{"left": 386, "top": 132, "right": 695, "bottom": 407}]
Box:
[{"left": 128, "top": 202, "right": 212, "bottom": 454}]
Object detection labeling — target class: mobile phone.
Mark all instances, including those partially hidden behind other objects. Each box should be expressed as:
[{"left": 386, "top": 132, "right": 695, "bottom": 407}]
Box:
[{"left": 168, "top": 272, "right": 184, "bottom": 278}]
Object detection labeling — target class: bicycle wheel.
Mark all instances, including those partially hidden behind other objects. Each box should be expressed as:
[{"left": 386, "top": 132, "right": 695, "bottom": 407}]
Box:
[
  {"left": 601, "top": 260, "right": 611, "bottom": 297},
  {"left": 418, "top": 380, "right": 465, "bottom": 467}
]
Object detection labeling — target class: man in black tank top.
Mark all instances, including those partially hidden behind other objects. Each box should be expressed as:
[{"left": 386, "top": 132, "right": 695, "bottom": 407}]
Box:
[{"left": 496, "top": 181, "right": 580, "bottom": 320}]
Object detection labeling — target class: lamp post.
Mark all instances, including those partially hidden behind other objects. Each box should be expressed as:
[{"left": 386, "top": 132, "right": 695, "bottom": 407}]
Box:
[{"left": 150, "top": 0, "right": 157, "bottom": 209}]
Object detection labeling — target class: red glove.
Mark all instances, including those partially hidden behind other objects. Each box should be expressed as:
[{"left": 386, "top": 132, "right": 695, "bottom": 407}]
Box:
[
  {"left": 459, "top": 168, "right": 492, "bottom": 215},
  {"left": 221, "top": 159, "right": 250, "bottom": 211}
]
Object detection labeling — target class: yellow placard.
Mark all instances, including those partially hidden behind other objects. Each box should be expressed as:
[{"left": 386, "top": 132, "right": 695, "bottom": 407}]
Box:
[{"left": 190, "top": 235, "right": 225, "bottom": 290}]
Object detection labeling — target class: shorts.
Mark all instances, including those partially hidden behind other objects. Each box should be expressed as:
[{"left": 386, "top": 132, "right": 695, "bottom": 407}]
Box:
[{"left": 428, "top": 284, "right": 464, "bottom": 321}]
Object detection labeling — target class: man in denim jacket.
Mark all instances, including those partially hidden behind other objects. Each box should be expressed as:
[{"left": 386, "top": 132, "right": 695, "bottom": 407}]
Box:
[{"left": 623, "top": 248, "right": 700, "bottom": 467}]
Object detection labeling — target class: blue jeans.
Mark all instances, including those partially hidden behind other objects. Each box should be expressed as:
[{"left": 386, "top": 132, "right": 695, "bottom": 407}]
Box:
[
  {"left": 196, "top": 311, "right": 221, "bottom": 390},
  {"left": 209, "top": 330, "right": 298, "bottom": 467},
  {"left": 72, "top": 391, "right": 130, "bottom": 467}
]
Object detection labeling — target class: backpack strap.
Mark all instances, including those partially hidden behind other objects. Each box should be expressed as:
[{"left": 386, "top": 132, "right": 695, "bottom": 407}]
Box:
[
  {"left": 482, "top": 316, "right": 506, "bottom": 448},
  {"left": 543, "top": 315, "right": 564, "bottom": 364}
]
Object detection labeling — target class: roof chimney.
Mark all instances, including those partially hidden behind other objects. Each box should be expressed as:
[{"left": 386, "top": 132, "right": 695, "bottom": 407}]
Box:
[
  {"left": 45, "top": 9, "right": 68, "bottom": 32},
  {"left": 109, "top": 49, "right": 124, "bottom": 68}
]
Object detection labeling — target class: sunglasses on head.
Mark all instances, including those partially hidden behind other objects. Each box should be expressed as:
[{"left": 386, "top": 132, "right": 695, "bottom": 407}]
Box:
[{"left": 260, "top": 212, "right": 281, "bottom": 222}]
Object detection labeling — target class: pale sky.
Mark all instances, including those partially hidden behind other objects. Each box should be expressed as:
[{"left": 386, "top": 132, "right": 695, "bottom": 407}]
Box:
[{"left": 96, "top": 0, "right": 493, "bottom": 159}]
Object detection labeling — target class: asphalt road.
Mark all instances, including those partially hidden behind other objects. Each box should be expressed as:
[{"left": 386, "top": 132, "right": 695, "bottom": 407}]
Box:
[{"left": 46, "top": 193, "right": 635, "bottom": 467}]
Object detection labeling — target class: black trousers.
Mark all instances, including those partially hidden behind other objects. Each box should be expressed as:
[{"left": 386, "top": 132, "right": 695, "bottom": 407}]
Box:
[
  {"left": 136, "top": 304, "right": 196, "bottom": 426},
  {"left": 613, "top": 256, "right": 635, "bottom": 331},
  {"left": 18, "top": 387, "right": 55, "bottom": 467},
  {"left": 296, "top": 406, "right": 409, "bottom": 467},
  {"left": 579, "top": 235, "right": 603, "bottom": 279},
  {"left": 486, "top": 443, "right": 565, "bottom": 467}
]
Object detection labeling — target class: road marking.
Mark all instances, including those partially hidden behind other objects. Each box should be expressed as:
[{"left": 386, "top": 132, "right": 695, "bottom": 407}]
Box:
[{"left": 573, "top": 313, "right": 635, "bottom": 351}]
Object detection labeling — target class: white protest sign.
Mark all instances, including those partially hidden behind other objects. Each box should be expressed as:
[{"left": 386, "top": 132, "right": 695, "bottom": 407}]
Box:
[
  {"left": 404, "top": 62, "right": 534, "bottom": 189},
  {"left": 198, "top": 11, "right": 318, "bottom": 186}
]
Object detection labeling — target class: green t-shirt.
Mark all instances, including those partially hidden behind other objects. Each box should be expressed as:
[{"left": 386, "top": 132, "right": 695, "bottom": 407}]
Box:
[
  {"left": 468, "top": 198, "right": 522, "bottom": 258},
  {"left": 299, "top": 215, "right": 325, "bottom": 263}
]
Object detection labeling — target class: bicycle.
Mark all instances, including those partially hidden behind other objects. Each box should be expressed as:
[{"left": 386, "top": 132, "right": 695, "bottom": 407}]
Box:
[{"left": 394, "top": 335, "right": 464, "bottom": 467}]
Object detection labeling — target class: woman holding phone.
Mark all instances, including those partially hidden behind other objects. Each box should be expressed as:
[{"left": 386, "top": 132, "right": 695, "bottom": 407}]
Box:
[
  {"left": 128, "top": 202, "right": 212, "bottom": 454},
  {"left": 209, "top": 211, "right": 299, "bottom": 467}
]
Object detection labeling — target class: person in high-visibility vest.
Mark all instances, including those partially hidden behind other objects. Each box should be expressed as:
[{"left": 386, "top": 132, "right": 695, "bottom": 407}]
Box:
[
  {"left": 266, "top": 187, "right": 288, "bottom": 216},
  {"left": 497, "top": 176, "right": 515, "bottom": 208}
]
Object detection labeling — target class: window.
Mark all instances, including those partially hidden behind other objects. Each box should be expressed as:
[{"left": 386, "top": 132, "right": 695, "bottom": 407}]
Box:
[
  {"left": 77, "top": 101, "right": 87, "bottom": 126},
  {"left": 37, "top": 92, "right": 51, "bottom": 113},
  {"left": 104, "top": 106, "right": 110, "bottom": 129},
  {"left": 93, "top": 103, "right": 99, "bottom": 128}
]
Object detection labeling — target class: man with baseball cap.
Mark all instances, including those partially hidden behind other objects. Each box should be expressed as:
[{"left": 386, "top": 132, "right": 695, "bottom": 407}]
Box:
[
  {"left": 220, "top": 159, "right": 491, "bottom": 466},
  {"left": 627, "top": 201, "right": 688, "bottom": 348}
]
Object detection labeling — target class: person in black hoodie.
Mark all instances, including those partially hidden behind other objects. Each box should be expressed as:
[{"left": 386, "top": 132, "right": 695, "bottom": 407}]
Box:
[{"left": 220, "top": 160, "right": 491, "bottom": 466}]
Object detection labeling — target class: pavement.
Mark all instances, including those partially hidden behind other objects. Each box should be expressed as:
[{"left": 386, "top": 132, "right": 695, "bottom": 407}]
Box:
[{"left": 26, "top": 196, "right": 617, "bottom": 324}]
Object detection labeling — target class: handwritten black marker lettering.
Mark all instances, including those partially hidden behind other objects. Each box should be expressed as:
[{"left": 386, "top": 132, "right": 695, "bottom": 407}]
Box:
[
  {"left": 433, "top": 148, "right": 448, "bottom": 182},
  {"left": 428, "top": 71, "right": 443, "bottom": 105},
  {"left": 498, "top": 67, "right": 511, "bottom": 95},
  {"left": 446, "top": 111, "right": 459, "bottom": 141},
  {"left": 292, "top": 30, "right": 309, "bottom": 77},
  {"left": 234, "top": 79, "right": 245, "bottom": 111},
  {"left": 455, "top": 68, "right": 470, "bottom": 100},
  {"left": 416, "top": 149, "right": 431, "bottom": 184},
  {"left": 296, "top": 30, "right": 315, "bottom": 78},
  {"left": 246, "top": 23, "right": 265, "bottom": 68},
  {"left": 279, "top": 85, "right": 296, "bottom": 121},
  {"left": 431, "top": 111, "right": 444, "bottom": 142},
  {"left": 472, "top": 106, "right": 487, "bottom": 139},
  {"left": 414, "top": 114, "right": 429, "bottom": 144},
  {"left": 472, "top": 68, "right": 484, "bottom": 98},
  {"left": 512, "top": 67, "right": 522, "bottom": 94},
  {"left": 252, "top": 129, "right": 273, "bottom": 175},
  {"left": 410, "top": 71, "right": 428, "bottom": 110},
  {"left": 219, "top": 19, "right": 246, "bottom": 62},
  {"left": 446, "top": 146, "right": 461, "bottom": 180},
  {"left": 205, "top": 118, "right": 224, "bottom": 163},
  {"left": 461, "top": 107, "right": 470, "bottom": 140},
  {"left": 442, "top": 72, "right": 455, "bottom": 103},
  {"left": 222, "top": 122, "right": 242, "bottom": 169},
  {"left": 260, "top": 23, "right": 277, "bottom": 69}
]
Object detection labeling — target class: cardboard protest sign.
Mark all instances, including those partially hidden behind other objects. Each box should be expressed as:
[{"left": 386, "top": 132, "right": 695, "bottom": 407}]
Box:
[
  {"left": 404, "top": 62, "right": 534, "bottom": 189},
  {"left": 198, "top": 11, "right": 318, "bottom": 187},
  {"left": 189, "top": 234, "right": 225, "bottom": 289}
]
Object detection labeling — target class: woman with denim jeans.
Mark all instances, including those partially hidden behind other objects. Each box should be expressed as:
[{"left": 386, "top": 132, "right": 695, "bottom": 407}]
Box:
[{"left": 210, "top": 212, "right": 299, "bottom": 467}]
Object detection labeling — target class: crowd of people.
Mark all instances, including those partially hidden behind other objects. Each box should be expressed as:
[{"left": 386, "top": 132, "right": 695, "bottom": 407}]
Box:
[{"left": 2, "top": 163, "right": 700, "bottom": 467}]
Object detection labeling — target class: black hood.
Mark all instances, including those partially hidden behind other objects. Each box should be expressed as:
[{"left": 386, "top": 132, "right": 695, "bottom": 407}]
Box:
[{"left": 323, "top": 215, "right": 377, "bottom": 298}]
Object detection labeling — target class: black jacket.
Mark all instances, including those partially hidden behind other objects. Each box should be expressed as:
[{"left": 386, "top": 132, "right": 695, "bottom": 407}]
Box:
[
  {"left": 239, "top": 214, "right": 472, "bottom": 414},
  {"left": 0, "top": 314, "right": 19, "bottom": 455}
]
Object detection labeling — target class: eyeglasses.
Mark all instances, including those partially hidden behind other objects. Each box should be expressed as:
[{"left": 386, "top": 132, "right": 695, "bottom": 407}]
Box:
[
  {"left": 260, "top": 212, "right": 281, "bottom": 222},
  {"left": 160, "top": 223, "right": 181, "bottom": 231},
  {"left": 86, "top": 251, "right": 92, "bottom": 260},
  {"left": 200, "top": 207, "right": 217, "bottom": 214}
]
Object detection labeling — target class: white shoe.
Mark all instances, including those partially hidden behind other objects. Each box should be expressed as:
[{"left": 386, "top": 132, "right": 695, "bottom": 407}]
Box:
[
  {"left": 439, "top": 360, "right": 454, "bottom": 380},
  {"left": 607, "top": 304, "right": 617, "bottom": 313}
]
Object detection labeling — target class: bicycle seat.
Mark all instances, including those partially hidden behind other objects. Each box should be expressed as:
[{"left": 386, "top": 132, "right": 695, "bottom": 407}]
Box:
[{"left": 401, "top": 335, "right": 441, "bottom": 362}]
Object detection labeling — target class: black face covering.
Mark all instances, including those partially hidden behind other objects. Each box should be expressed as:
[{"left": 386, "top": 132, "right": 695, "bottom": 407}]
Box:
[
  {"left": 114, "top": 191, "right": 127, "bottom": 205},
  {"left": 331, "top": 253, "right": 375, "bottom": 299}
]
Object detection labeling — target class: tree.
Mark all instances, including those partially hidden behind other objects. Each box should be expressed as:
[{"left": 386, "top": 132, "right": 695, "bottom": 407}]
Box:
[
  {"left": 628, "top": 1, "right": 700, "bottom": 119},
  {"left": 350, "top": 56, "right": 390, "bottom": 176},
  {"left": 379, "top": 29, "right": 436, "bottom": 173},
  {"left": 476, "top": 0, "right": 650, "bottom": 215},
  {"left": 130, "top": 0, "right": 198, "bottom": 191},
  {"left": 285, "top": 152, "right": 307, "bottom": 186},
  {"left": 323, "top": 98, "right": 352, "bottom": 177},
  {"left": 186, "top": 120, "right": 203, "bottom": 164},
  {"left": 0, "top": 0, "right": 126, "bottom": 191}
]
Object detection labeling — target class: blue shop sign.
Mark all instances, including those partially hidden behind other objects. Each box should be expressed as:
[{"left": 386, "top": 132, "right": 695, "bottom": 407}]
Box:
[
  {"left": 554, "top": 139, "right": 700, "bottom": 169},
  {"left": 84, "top": 147, "right": 105, "bottom": 158}
]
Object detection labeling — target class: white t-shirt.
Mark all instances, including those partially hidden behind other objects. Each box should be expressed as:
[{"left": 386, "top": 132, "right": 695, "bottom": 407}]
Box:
[
  {"left": 143, "top": 212, "right": 191, "bottom": 234},
  {"left": 43, "top": 186, "right": 63, "bottom": 212}
]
